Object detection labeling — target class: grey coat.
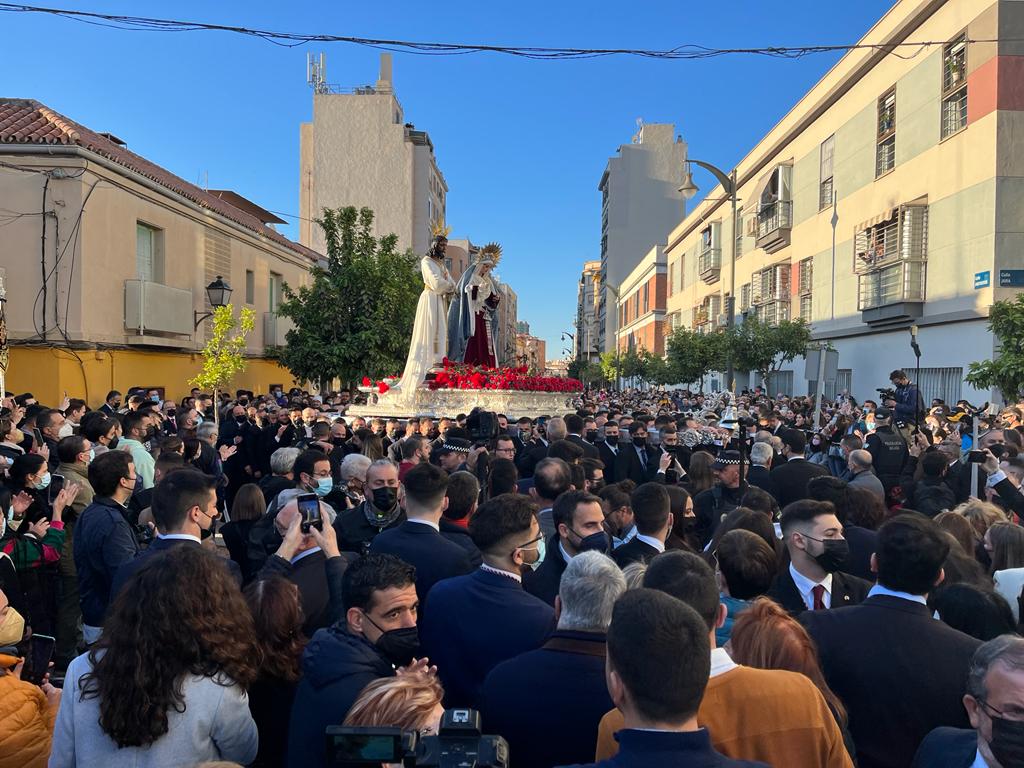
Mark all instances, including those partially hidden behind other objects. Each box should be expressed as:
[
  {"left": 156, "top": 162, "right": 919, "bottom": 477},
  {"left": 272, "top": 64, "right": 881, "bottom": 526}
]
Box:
[
  {"left": 48, "top": 652, "right": 258, "bottom": 768},
  {"left": 848, "top": 468, "right": 886, "bottom": 502}
]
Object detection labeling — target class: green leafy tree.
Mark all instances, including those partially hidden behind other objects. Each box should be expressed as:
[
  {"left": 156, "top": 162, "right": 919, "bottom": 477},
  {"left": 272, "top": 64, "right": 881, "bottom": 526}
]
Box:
[
  {"left": 189, "top": 305, "right": 255, "bottom": 425},
  {"left": 276, "top": 207, "right": 422, "bottom": 389},
  {"left": 619, "top": 348, "right": 644, "bottom": 385},
  {"left": 665, "top": 328, "right": 728, "bottom": 389},
  {"left": 600, "top": 351, "right": 622, "bottom": 384},
  {"left": 728, "top": 317, "right": 811, "bottom": 392},
  {"left": 966, "top": 294, "right": 1024, "bottom": 401},
  {"left": 567, "top": 357, "right": 605, "bottom": 385}
]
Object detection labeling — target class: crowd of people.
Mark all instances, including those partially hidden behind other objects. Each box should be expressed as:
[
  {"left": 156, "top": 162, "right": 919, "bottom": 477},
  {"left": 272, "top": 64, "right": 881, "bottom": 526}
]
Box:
[{"left": 1, "top": 370, "right": 1023, "bottom": 768}]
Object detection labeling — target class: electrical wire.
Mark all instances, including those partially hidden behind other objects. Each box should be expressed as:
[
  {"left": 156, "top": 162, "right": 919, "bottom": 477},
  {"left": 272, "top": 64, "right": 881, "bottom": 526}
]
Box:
[{"left": 0, "top": 2, "right": 1003, "bottom": 61}]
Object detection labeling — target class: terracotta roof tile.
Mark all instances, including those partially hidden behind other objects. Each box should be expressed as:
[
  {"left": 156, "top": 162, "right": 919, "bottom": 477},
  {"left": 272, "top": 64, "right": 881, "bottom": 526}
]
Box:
[{"left": 0, "top": 98, "right": 319, "bottom": 261}]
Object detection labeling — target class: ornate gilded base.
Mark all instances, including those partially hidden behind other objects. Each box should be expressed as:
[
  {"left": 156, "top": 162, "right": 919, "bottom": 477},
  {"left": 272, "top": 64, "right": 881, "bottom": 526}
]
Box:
[{"left": 346, "top": 387, "right": 577, "bottom": 419}]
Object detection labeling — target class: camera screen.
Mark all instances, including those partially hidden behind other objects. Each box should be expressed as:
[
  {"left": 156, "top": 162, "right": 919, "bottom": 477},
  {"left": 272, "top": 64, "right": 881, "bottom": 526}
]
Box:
[
  {"left": 327, "top": 733, "right": 402, "bottom": 762},
  {"left": 298, "top": 494, "right": 321, "bottom": 532}
]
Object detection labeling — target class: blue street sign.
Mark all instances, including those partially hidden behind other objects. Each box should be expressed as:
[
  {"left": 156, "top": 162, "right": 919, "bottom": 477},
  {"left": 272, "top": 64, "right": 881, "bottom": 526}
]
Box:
[
  {"left": 975, "top": 271, "right": 991, "bottom": 289},
  {"left": 999, "top": 270, "right": 1024, "bottom": 287}
]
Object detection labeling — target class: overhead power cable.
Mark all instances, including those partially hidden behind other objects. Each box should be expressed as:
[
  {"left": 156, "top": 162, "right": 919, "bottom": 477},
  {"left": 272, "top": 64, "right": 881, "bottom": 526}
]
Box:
[{"left": 0, "top": 2, "right": 1001, "bottom": 60}]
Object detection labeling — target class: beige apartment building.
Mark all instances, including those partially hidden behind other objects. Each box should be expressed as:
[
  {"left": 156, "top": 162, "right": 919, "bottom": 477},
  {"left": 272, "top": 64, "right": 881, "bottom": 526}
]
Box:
[
  {"left": 574, "top": 260, "right": 602, "bottom": 362},
  {"left": 0, "top": 99, "right": 317, "bottom": 405},
  {"left": 300, "top": 53, "right": 447, "bottom": 257},
  {"left": 664, "top": 0, "right": 1024, "bottom": 404}
]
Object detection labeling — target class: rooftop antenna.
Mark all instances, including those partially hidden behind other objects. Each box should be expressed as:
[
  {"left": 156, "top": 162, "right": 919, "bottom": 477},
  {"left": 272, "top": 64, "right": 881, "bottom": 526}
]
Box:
[{"left": 307, "top": 52, "right": 327, "bottom": 94}]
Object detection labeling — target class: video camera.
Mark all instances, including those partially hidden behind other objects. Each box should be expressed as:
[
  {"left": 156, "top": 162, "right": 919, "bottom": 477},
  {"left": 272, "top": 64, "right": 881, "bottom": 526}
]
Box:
[
  {"left": 465, "top": 408, "right": 499, "bottom": 448},
  {"left": 876, "top": 387, "right": 896, "bottom": 402},
  {"left": 325, "top": 708, "right": 508, "bottom": 768}
]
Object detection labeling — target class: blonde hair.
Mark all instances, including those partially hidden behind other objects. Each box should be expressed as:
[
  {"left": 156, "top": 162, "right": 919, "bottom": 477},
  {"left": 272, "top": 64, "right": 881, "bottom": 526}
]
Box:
[
  {"left": 954, "top": 499, "right": 1007, "bottom": 539},
  {"left": 344, "top": 674, "right": 444, "bottom": 732}
]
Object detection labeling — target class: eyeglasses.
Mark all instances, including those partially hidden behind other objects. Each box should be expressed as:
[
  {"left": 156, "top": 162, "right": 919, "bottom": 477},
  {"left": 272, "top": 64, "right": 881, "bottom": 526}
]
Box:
[{"left": 511, "top": 533, "right": 543, "bottom": 556}]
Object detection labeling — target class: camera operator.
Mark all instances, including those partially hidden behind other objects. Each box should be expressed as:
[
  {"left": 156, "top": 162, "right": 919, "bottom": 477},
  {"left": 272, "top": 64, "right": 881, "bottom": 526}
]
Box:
[
  {"left": 658, "top": 426, "right": 688, "bottom": 484},
  {"left": 864, "top": 407, "right": 908, "bottom": 501},
  {"left": 887, "top": 369, "right": 924, "bottom": 427}
]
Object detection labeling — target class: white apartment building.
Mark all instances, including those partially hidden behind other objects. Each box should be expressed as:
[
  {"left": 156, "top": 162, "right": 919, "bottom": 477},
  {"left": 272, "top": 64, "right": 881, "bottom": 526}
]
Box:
[
  {"left": 574, "top": 260, "right": 602, "bottom": 362},
  {"left": 598, "top": 122, "right": 687, "bottom": 351},
  {"left": 299, "top": 54, "right": 447, "bottom": 256}
]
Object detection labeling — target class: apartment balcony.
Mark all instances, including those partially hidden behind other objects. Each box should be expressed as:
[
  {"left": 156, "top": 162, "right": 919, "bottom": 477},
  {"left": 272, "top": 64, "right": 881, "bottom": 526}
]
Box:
[
  {"left": 263, "top": 312, "right": 294, "bottom": 347},
  {"left": 698, "top": 247, "right": 722, "bottom": 284},
  {"left": 755, "top": 200, "right": 793, "bottom": 254},
  {"left": 124, "top": 280, "right": 194, "bottom": 343},
  {"left": 858, "top": 261, "right": 926, "bottom": 326},
  {"left": 756, "top": 299, "right": 790, "bottom": 326}
]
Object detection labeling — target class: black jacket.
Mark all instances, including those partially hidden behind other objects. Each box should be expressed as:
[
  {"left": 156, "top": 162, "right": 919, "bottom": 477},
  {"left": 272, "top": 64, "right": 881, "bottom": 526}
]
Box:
[
  {"left": 745, "top": 465, "right": 778, "bottom": 501},
  {"left": 866, "top": 427, "right": 908, "bottom": 486},
  {"left": 693, "top": 483, "right": 747, "bottom": 548},
  {"left": 769, "top": 457, "right": 829, "bottom": 508},
  {"left": 910, "top": 727, "right": 977, "bottom": 768},
  {"left": 516, "top": 439, "right": 549, "bottom": 478},
  {"left": 478, "top": 631, "right": 613, "bottom": 768},
  {"left": 611, "top": 537, "right": 662, "bottom": 569},
  {"left": 369, "top": 521, "right": 474, "bottom": 610},
  {"left": 524, "top": 533, "right": 566, "bottom": 606},
  {"left": 334, "top": 501, "right": 405, "bottom": 556},
  {"left": 765, "top": 566, "right": 871, "bottom": 615},
  {"left": 258, "top": 475, "right": 292, "bottom": 506},
  {"left": 597, "top": 440, "right": 621, "bottom": 474},
  {"left": 110, "top": 536, "right": 241, "bottom": 599},
  {"left": 258, "top": 549, "right": 349, "bottom": 637},
  {"left": 841, "top": 525, "right": 878, "bottom": 582},
  {"left": 439, "top": 518, "right": 482, "bottom": 567},
  {"left": 566, "top": 434, "right": 600, "bottom": 460},
  {"left": 801, "top": 594, "right": 981, "bottom": 768},
  {"left": 287, "top": 624, "right": 395, "bottom": 768},
  {"left": 613, "top": 445, "right": 664, "bottom": 485}
]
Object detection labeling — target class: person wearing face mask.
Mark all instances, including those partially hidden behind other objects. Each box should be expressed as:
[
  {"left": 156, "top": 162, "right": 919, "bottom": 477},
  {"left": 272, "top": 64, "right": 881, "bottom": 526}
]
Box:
[
  {"left": 35, "top": 408, "right": 65, "bottom": 473},
  {"left": 767, "top": 500, "right": 870, "bottom": 617},
  {"left": 564, "top": 414, "right": 600, "bottom": 460},
  {"left": 53, "top": 435, "right": 95, "bottom": 667},
  {"left": 109, "top": 468, "right": 240, "bottom": 599},
  {"left": 287, "top": 553, "right": 421, "bottom": 768},
  {"left": 0, "top": 586, "right": 63, "bottom": 768},
  {"left": 913, "top": 635, "right": 1024, "bottom": 768},
  {"left": 335, "top": 458, "right": 405, "bottom": 555},
  {"left": 420, "top": 493, "right": 555, "bottom": 708},
  {"left": 119, "top": 411, "right": 156, "bottom": 489},
  {"left": 81, "top": 416, "right": 119, "bottom": 458},
  {"left": 370, "top": 463, "right": 473, "bottom": 612},
  {"left": 220, "top": 404, "right": 260, "bottom": 509},
  {"left": 526, "top": 490, "right": 608, "bottom": 606},
  {"left": 598, "top": 420, "right": 621, "bottom": 472},
  {"left": 614, "top": 422, "right": 672, "bottom": 485},
  {"left": 98, "top": 390, "right": 122, "bottom": 417}
]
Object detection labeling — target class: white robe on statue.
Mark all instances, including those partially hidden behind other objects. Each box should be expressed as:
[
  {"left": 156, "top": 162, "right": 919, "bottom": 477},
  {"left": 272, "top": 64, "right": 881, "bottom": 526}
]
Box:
[{"left": 395, "top": 256, "right": 454, "bottom": 403}]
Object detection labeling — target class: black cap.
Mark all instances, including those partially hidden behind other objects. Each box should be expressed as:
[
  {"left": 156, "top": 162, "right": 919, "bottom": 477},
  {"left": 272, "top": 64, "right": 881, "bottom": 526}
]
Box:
[
  {"left": 875, "top": 407, "right": 892, "bottom": 419},
  {"left": 713, "top": 450, "right": 742, "bottom": 469},
  {"left": 439, "top": 437, "right": 472, "bottom": 454}
]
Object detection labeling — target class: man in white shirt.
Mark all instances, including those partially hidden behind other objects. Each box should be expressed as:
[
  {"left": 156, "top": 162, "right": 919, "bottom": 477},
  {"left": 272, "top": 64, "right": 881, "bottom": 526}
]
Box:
[{"left": 767, "top": 499, "right": 870, "bottom": 615}]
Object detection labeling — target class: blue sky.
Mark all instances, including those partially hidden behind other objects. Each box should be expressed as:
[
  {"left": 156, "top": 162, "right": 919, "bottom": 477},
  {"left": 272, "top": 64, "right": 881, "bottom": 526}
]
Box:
[{"left": 2, "top": 0, "right": 895, "bottom": 353}]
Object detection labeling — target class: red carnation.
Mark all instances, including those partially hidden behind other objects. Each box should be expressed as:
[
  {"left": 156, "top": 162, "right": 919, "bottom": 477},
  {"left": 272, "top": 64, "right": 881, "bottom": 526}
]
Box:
[
  {"left": 378, "top": 381, "right": 390, "bottom": 395},
  {"left": 361, "top": 376, "right": 371, "bottom": 387}
]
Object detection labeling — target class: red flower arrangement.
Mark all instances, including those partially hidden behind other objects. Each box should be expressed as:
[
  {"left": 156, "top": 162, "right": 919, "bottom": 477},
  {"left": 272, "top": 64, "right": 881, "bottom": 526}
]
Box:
[{"left": 426, "top": 359, "right": 582, "bottom": 393}]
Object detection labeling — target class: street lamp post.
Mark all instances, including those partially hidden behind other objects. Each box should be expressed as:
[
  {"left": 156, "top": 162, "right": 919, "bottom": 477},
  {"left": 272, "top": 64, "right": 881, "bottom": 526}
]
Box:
[
  {"left": 193, "top": 275, "right": 233, "bottom": 330},
  {"left": 679, "top": 160, "right": 739, "bottom": 393}
]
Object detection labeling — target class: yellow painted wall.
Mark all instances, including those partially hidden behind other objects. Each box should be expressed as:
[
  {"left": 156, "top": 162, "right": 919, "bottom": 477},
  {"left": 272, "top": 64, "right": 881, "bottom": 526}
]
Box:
[{"left": 7, "top": 346, "right": 297, "bottom": 408}]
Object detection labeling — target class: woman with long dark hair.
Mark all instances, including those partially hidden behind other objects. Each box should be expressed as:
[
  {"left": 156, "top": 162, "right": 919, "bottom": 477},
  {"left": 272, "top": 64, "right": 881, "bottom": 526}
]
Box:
[
  {"left": 244, "top": 576, "right": 306, "bottom": 768},
  {"left": 221, "top": 483, "right": 266, "bottom": 582},
  {"left": 49, "top": 546, "right": 258, "bottom": 766}
]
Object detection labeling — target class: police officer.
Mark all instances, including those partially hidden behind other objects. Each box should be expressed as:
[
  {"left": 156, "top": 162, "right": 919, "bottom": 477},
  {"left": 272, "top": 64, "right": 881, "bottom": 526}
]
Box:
[{"left": 865, "top": 406, "right": 908, "bottom": 501}]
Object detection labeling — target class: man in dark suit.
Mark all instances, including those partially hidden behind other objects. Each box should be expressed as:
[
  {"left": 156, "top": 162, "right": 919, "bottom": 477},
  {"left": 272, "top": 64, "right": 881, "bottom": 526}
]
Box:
[
  {"left": 516, "top": 424, "right": 549, "bottom": 479},
  {"left": 439, "top": 470, "right": 482, "bottom": 567},
  {"left": 480, "top": 551, "right": 627, "bottom": 768},
  {"left": 913, "top": 635, "right": 1024, "bottom": 767},
  {"left": 525, "top": 490, "right": 609, "bottom": 605},
  {"left": 611, "top": 482, "right": 672, "bottom": 569},
  {"left": 807, "top": 476, "right": 877, "bottom": 582},
  {"left": 597, "top": 421, "right": 622, "bottom": 475},
  {"left": 371, "top": 463, "right": 474, "bottom": 610},
  {"left": 420, "top": 494, "right": 555, "bottom": 707},
  {"left": 529, "top": 457, "right": 572, "bottom": 539},
  {"left": 746, "top": 442, "right": 778, "bottom": 501},
  {"left": 565, "top": 414, "right": 600, "bottom": 460},
  {"left": 767, "top": 499, "right": 870, "bottom": 615},
  {"left": 110, "top": 468, "right": 241, "bottom": 598},
  {"left": 614, "top": 422, "right": 670, "bottom": 485},
  {"left": 769, "top": 429, "right": 829, "bottom": 508},
  {"left": 802, "top": 514, "right": 982, "bottom": 768}
]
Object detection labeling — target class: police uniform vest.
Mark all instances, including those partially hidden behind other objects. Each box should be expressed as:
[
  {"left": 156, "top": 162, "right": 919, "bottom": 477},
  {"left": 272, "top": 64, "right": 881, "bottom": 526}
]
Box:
[{"left": 871, "top": 426, "right": 907, "bottom": 477}]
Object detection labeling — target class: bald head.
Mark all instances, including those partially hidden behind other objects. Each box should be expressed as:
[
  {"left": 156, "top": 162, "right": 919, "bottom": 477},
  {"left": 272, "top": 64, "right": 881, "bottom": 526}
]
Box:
[{"left": 849, "top": 449, "right": 873, "bottom": 472}]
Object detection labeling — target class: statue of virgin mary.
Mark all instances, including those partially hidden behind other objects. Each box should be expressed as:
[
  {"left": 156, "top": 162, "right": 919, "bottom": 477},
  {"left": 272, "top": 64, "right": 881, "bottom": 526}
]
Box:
[{"left": 447, "top": 243, "right": 502, "bottom": 368}]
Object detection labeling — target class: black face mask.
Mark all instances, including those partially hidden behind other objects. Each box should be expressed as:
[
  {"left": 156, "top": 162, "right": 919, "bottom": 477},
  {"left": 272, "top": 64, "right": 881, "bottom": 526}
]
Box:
[
  {"left": 573, "top": 529, "right": 611, "bottom": 555},
  {"left": 235, "top": 415, "right": 247, "bottom": 424},
  {"left": 331, "top": 437, "right": 347, "bottom": 447},
  {"left": 372, "top": 487, "right": 397, "bottom": 510},
  {"left": 363, "top": 613, "right": 419, "bottom": 667},
  {"left": 632, "top": 436, "right": 647, "bottom": 448},
  {"left": 989, "top": 711, "right": 1024, "bottom": 767},
  {"left": 108, "top": 436, "right": 119, "bottom": 450},
  {"left": 605, "top": 434, "right": 619, "bottom": 444},
  {"left": 589, "top": 480, "right": 605, "bottom": 493},
  {"left": 811, "top": 537, "right": 849, "bottom": 573},
  {"left": 585, "top": 430, "right": 599, "bottom": 442}
]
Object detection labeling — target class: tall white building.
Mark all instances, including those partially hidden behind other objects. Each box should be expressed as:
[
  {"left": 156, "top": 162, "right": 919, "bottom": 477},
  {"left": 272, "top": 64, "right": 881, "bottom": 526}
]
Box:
[
  {"left": 598, "top": 122, "right": 687, "bottom": 351},
  {"left": 575, "top": 260, "right": 602, "bottom": 362},
  {"left": 299, "top": 54, "right": 447, "bottom": 256}
]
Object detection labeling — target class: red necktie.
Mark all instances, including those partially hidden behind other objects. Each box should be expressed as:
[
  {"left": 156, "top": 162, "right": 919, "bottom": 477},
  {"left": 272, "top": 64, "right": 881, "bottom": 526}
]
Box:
[{"left": 811, "top": 584, "right": 827, "bottom": 610}]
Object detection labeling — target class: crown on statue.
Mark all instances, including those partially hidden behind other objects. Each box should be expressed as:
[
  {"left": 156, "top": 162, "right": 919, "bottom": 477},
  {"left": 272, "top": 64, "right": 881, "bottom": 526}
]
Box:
[
  {"left": 478, "top": 242, "right": 502, "bottom": 266},
  {"left": 430, "top": 220, "right": 451, "bottom": 239}
]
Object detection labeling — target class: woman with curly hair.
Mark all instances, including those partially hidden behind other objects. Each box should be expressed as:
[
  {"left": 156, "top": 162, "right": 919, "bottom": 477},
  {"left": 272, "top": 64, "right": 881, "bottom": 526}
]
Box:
[
  {"left": 48, "top": 546, "right": 258, "bottom": 767},
  {"left": 244, "top": 576, "right": 306, "bottom": 768}
]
